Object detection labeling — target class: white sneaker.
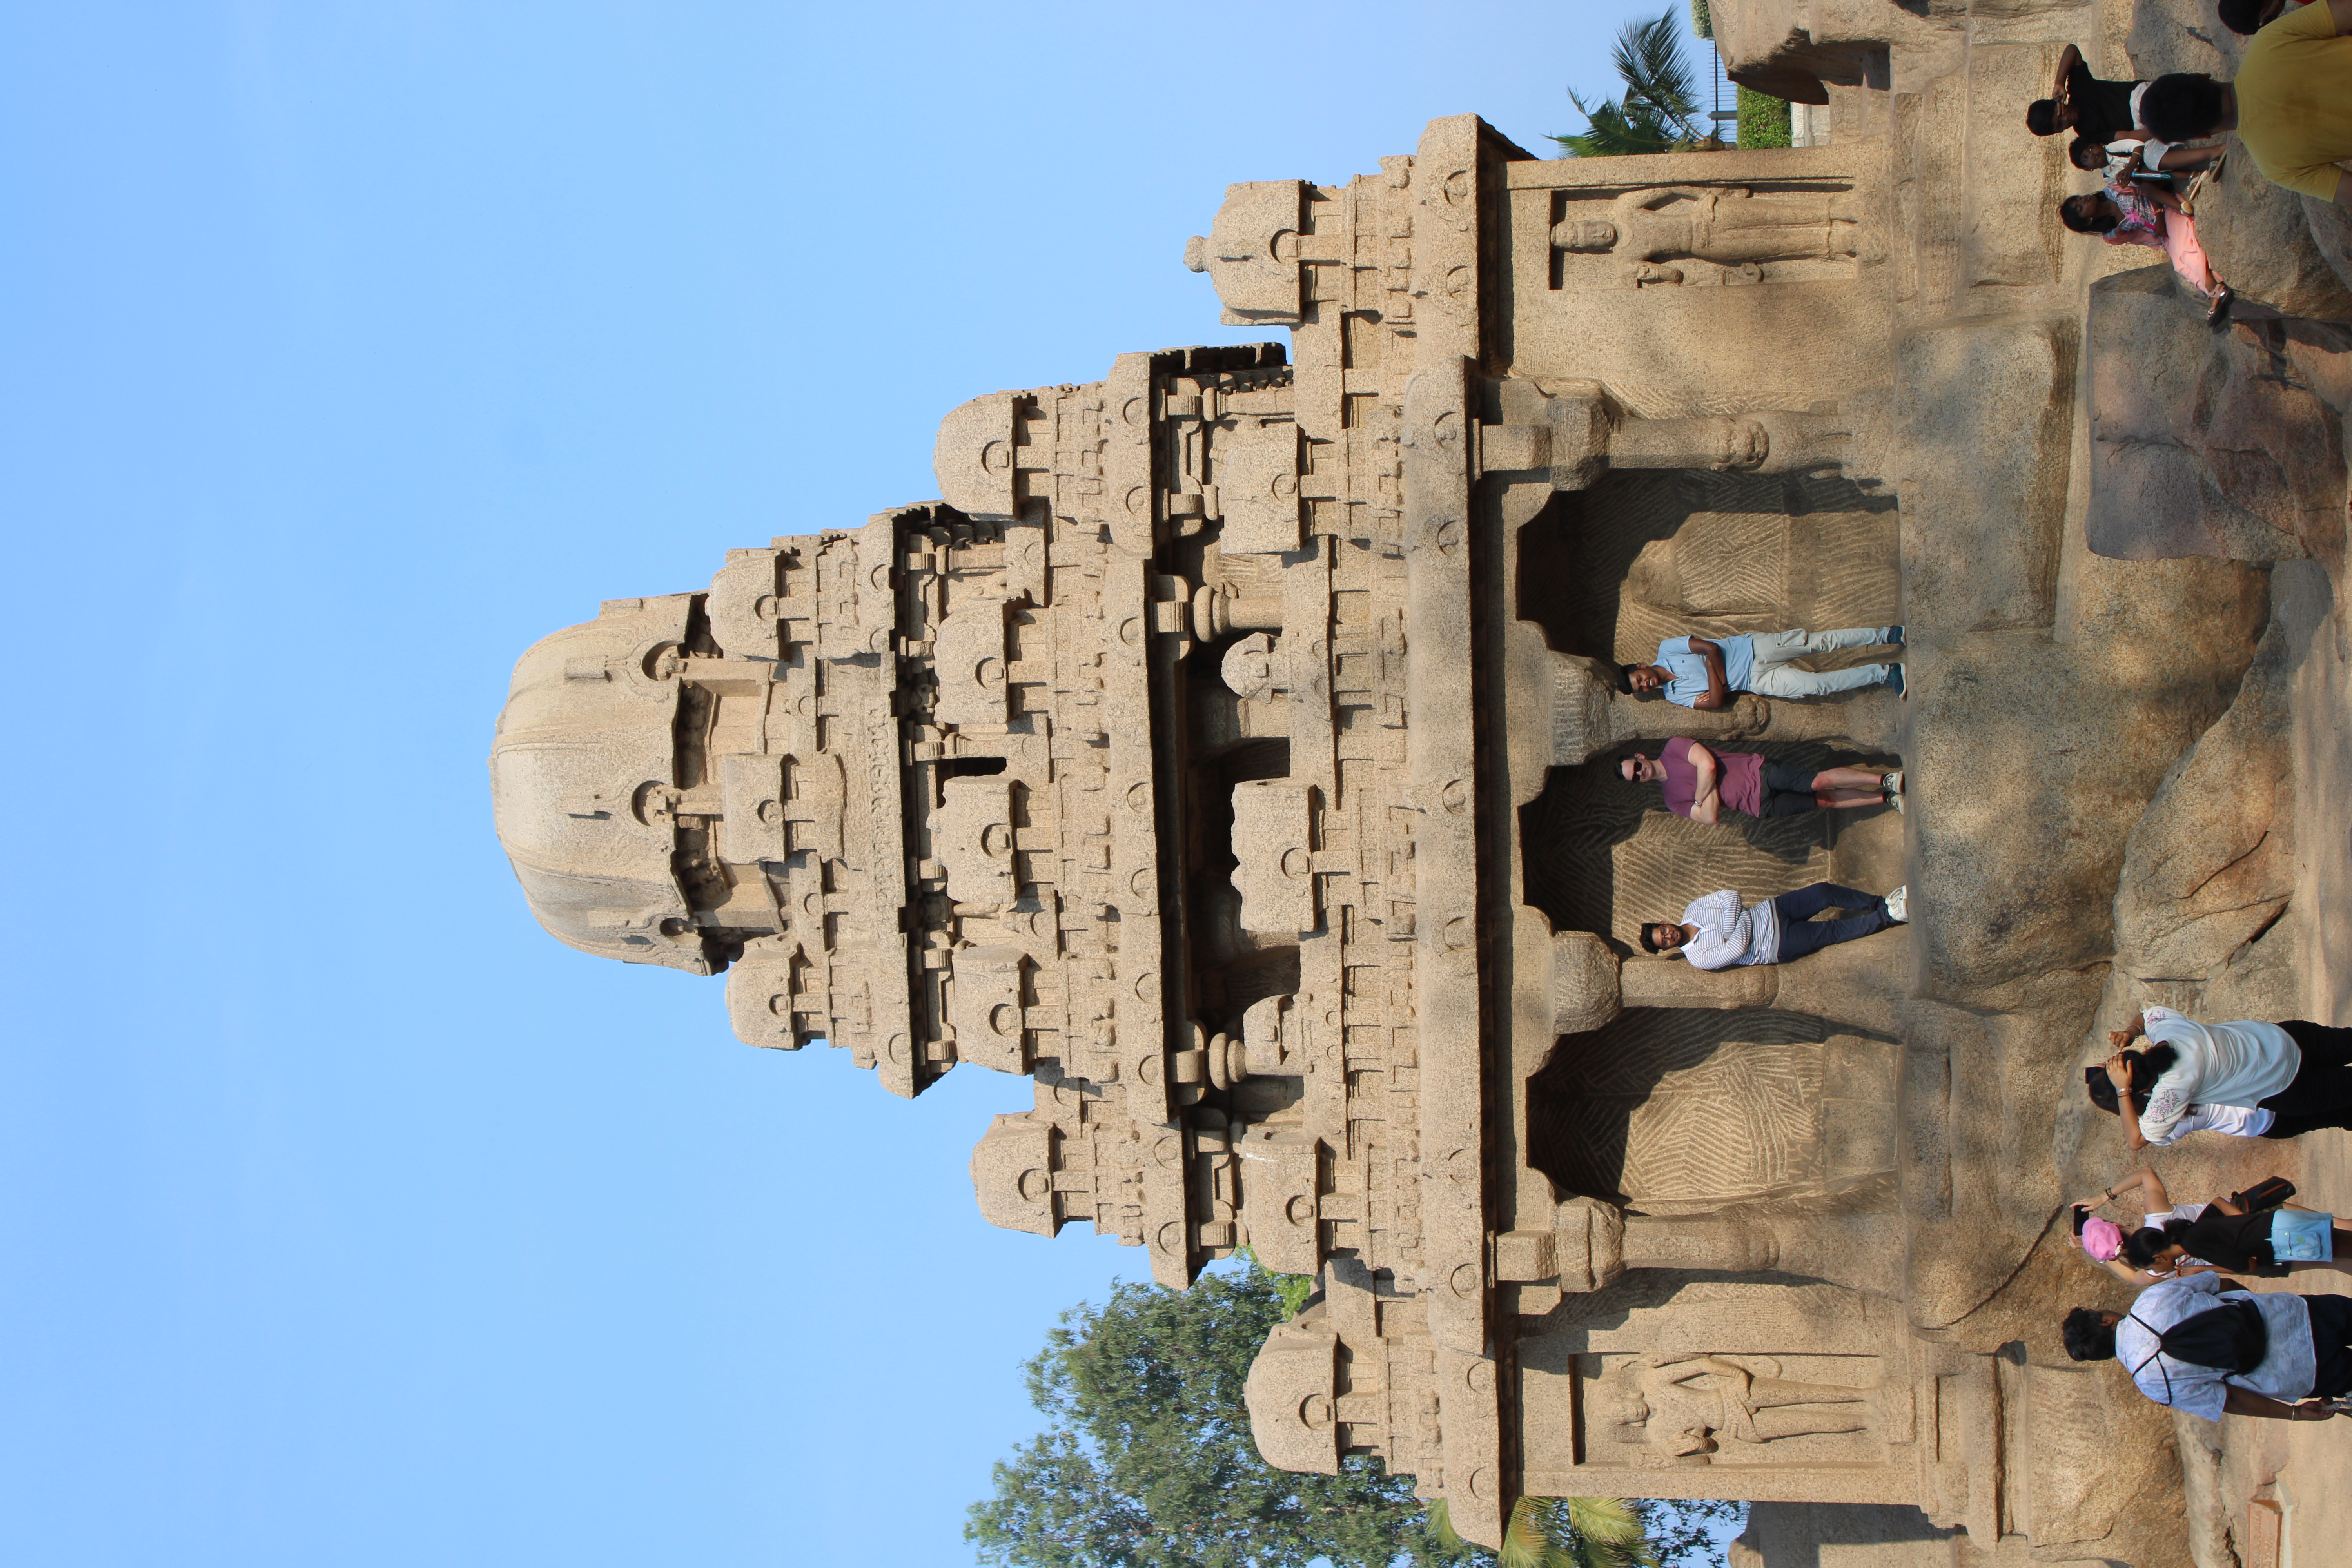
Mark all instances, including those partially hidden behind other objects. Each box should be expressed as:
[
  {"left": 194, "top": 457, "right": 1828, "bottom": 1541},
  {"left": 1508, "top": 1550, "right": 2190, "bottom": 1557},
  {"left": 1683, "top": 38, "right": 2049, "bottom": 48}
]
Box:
[
  {"left": 1884, "top": 770, "right": 1904, "bottom": 795},
  {"left": 1884, "top": 886, "right": 1909, "bottom": 923}
]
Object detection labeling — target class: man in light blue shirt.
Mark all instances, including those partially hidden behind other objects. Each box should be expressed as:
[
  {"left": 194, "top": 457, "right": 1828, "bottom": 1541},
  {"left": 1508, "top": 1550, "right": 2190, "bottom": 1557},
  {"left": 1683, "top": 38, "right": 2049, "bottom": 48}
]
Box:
[
  {"left": 1617, "top": 626, "right": 1905, "bottom": 708},
  {"left": 2063, "top": 1275, "right": 2352, "bottom": 1423}
]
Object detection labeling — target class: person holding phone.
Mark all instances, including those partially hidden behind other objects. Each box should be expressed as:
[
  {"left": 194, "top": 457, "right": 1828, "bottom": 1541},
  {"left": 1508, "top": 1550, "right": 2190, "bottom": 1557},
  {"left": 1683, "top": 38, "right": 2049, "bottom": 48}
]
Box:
[{"left": 2095, "top": 1007, "right": 2352, "bottom": 1152}]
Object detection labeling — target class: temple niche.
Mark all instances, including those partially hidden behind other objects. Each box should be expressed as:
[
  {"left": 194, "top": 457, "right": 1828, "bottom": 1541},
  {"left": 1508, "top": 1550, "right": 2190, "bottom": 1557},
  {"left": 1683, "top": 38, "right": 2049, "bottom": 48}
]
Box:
[{"left": 484, "top": 0, "right": 2334, "bottom": 1559}]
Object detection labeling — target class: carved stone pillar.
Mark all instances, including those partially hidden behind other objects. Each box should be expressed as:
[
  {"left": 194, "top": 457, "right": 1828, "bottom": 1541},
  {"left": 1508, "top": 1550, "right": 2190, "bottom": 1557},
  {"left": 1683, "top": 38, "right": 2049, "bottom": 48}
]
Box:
[
  {"left": 1554, "top": 929, "right": 1905, "bottom": 1038},
  {"left": 1550, "top": 929, "right": 1624, "bottom": 1034},
  {"left": 1477, "top": 385, "right": 1852, "bottom": 487},
  {"left": 1550, "top": 650, "right": 1900, "bottom": 764},
  {"left": 1605, "top": 407, "right": 1853, "bottom": 476},
  {"left": 1541, "top": 1193, "right": 1902, "bottom": 1301}
]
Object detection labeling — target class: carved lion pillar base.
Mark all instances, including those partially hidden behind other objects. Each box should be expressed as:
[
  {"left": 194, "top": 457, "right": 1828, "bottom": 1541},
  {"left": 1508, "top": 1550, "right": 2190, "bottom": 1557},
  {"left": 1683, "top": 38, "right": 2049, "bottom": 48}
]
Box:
[{"left": 1550, "top": 651, "right": 1901, "bottom": 766}]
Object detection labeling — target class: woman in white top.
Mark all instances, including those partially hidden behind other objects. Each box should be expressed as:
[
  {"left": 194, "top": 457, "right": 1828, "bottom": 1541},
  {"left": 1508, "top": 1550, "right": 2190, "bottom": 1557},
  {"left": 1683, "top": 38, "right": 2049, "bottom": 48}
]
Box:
[{"left": 2091, "top": 1008, "right": 2352, "bottom": 1152}]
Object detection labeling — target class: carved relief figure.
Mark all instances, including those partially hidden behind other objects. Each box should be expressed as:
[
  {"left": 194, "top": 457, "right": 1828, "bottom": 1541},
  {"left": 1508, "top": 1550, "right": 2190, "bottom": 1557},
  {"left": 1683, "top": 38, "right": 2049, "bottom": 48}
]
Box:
[
  {"left": 1552, "top": 187, "right": 1863, "bottom": 278},
  {"left": 1622, "top": 1353, "right": 1876, "bottom": 1459}
]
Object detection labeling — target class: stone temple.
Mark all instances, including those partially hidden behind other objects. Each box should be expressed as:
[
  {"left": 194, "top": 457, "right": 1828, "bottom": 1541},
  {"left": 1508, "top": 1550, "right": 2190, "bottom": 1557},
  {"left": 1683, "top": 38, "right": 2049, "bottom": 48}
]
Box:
[{"left": 490, "top": 2, "right": 2352, "bottom": 1561}]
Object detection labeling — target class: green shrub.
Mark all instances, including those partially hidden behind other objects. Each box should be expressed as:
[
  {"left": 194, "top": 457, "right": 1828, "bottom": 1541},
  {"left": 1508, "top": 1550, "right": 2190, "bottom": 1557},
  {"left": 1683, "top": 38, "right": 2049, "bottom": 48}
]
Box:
[
  {"left": 1689, "top": 0, "right": 1712, "bottom": 39},
  {"left": 1736, "top": 85, "right": 1792, "bottom": 149}
]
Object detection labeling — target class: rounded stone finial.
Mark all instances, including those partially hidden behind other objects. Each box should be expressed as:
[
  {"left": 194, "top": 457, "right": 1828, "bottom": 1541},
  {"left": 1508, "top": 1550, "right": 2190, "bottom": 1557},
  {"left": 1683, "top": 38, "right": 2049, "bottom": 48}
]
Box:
[
  {"left": 1183, "top": 235, "right": 1209, "bottom": 274},
  {"left": 1552, "top": 929, "right": 1623, "bottom": 1034},
  {"left": 1221, "top": 632, "right": 1281, "bottom": 701}
]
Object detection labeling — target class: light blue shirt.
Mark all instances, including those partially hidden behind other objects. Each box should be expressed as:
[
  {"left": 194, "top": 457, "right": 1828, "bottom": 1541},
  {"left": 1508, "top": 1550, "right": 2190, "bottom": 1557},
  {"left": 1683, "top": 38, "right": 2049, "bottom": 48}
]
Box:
[
  {"left": 1655, "top": 635, "right": 1755, "bottom": 707},
  {"left": 2114, "top": 1273, "right": 2316, "bottom": 1421}
]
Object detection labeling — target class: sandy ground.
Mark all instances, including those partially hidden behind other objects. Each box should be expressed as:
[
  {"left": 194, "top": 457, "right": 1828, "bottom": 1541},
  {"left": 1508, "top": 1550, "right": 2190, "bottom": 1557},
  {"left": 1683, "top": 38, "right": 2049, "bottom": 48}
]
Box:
[
  {"left": 2155, "top": 559, "right": 2352, "bottom": 1568},
  {"left": 2236, "top": 561, "right": 2352, "bottom": 1568}
]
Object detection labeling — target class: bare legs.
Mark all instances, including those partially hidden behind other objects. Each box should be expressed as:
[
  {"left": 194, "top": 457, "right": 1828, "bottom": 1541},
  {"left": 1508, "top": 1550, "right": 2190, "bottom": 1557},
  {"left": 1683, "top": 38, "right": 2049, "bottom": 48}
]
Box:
[{"left": 1811, "top": 766, "right": 1895, "bottom": 811}]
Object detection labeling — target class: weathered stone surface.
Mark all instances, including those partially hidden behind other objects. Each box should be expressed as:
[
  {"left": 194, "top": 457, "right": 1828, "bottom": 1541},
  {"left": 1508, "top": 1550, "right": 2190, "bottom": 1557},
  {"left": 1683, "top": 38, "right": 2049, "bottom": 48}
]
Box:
[
  {"left": 2303, "top": 197, "right": 2352, "bottom": 310},
  {"left": 1909, "top": 564, "right": 2267, "bottom": 995},
  {"left": 2178, "top": 144, "right": 2352, "bottom": 323},
  {"left": 2086, "top": 266, "right": 2346, "bottom": 568},
  {"left": 2111, "top": 612, "right": 2295, "bottom": 985},
  {"left": 1895, "top": 317, "right": 2073, "bottom": 633}
]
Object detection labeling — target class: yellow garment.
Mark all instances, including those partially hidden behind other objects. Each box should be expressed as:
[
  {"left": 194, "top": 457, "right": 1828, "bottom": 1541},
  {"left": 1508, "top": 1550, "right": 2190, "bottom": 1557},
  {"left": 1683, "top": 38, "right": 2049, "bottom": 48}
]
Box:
[{"left": 2238, "top": 1, "right": 2352, "bottom": 200}]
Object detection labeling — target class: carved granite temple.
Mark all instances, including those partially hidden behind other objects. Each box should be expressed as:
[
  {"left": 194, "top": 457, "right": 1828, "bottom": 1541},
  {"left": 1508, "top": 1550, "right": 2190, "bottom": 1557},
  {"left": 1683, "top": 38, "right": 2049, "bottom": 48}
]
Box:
[{"left": 489, "top": 2, "right": 2352, "bottom": 1560}]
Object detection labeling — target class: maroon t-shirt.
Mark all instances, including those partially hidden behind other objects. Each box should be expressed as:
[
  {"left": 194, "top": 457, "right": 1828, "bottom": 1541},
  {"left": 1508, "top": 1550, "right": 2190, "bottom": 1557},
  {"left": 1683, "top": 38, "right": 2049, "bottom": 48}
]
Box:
[{"left": 1659, "top": 738, "right": 1765, "bottom": 818}]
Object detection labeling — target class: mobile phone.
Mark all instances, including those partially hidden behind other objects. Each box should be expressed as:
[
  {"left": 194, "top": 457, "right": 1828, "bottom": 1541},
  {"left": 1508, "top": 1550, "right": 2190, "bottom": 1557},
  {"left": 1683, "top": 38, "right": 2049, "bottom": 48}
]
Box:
[{"left": 2071, "top": 1204, "right": 2089, "bottom": 1236}]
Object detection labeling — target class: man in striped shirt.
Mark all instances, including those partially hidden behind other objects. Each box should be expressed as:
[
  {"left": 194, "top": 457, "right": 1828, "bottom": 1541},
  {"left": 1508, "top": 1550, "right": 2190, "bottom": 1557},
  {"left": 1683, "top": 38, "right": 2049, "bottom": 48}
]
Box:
[{"left": 1642, "top": 883, "right": 1908, "bottom": 968}]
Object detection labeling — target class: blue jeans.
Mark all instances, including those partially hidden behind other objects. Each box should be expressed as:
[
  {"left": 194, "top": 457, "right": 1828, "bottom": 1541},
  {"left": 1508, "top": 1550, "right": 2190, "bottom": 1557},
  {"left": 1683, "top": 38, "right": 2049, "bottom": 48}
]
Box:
[
  {"left": 1770, "top": 882, "right": 1891, "bottom": 962},
  {"left": 1742, "top": 627, "right": 1901, "bottom": 700}
]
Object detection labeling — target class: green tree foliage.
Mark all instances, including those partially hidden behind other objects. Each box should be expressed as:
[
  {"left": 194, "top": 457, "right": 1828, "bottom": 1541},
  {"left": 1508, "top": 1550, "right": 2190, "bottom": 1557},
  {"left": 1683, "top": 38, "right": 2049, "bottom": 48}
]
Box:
[
  {"left": 1735, "top": 85, "right": 1791, "bottom": 149},
  {"left": 1551, "top": 9, "right": 1720, "bottom": 158},
  {"left": 969, "top": 1258, "right": 1744, "bottom": 1568},
  {"left": 965, "top": 1260, "right": 1470, "bottom": 1568},
  {"left": 1639, "top": 1497, "right": 1747, "bottom": 1565},
  {"left": 1688, "top": 0, "right": 1713, "bottom": 41}
]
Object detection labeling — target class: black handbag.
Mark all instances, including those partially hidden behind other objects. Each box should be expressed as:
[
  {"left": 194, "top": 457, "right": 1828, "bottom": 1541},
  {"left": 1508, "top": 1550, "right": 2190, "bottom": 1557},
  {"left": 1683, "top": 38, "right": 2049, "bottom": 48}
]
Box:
[{"left": 2229, "top": 1176, "right": 2297, "bottom": 1214}]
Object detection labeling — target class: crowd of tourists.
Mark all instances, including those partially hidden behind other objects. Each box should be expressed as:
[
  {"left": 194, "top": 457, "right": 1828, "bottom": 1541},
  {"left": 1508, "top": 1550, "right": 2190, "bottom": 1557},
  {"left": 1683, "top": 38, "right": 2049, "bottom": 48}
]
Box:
[
  {"left": 2027, "top": 0, "right": 2352, "bottom": 1425},
  {"left": 1617, "top": 608, "right": 2352, "bottom": 1422},
  {"left": 2031, "top": 0, "right": 2352, "bottom": 327}
]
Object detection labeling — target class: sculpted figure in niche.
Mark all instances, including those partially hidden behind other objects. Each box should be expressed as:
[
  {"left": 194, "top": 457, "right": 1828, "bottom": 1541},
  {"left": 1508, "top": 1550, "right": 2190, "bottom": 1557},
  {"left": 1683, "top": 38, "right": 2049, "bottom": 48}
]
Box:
[
  {"left": 1621, "top": 1352, "right": 1875, "bottom": 1460},
  {"left": 1552, "top": 187, "right": 1863, "bottom": 280}
]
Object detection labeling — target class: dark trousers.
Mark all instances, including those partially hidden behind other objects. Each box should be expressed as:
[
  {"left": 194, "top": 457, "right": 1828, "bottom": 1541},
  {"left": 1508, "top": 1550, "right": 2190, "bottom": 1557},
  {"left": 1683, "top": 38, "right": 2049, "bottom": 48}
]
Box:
[
  {"left": 2307, "top": 1294, "right": 2352, "bottom": 1398},
  {"left": 2259, "top": 1022, "right": 2352, "bottom": 1136},
  {"left": 1770, "top": 882, "right": 1892, "bottom": 963}
]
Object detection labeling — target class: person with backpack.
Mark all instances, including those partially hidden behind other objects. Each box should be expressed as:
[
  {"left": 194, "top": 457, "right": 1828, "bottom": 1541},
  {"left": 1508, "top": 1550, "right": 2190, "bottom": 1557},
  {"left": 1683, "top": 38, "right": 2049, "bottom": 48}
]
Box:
[
  {"left": 2090, "top": 1007, "right": 2352, "bottom": 1151},
  {"left": 2070, "top": 1167, "right": 2268, "bottom": 1286},
  {"left": 2123, "top": 1196, "right": 2352, "bottom": 1280},
  {"left": 2063, "top": 1276, "right": 2352, "bottom": 1419}
]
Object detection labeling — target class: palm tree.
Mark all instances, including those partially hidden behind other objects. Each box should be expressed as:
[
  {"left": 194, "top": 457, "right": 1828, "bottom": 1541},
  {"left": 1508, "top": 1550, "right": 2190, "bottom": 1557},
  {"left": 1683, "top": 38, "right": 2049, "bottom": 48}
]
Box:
[
  {"left": 1551, "top": 8, "right": 1721, "bottom": 158},
  {"left": 1432, "top": 1495, "right": 1661, "bottom": 1568}
]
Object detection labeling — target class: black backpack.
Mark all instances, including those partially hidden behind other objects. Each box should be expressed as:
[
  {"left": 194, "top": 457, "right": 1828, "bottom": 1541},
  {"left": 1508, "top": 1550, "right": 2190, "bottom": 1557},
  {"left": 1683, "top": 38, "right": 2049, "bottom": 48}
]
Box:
[{"left": 2127, "top": 1295, "right": 2270, "bottom": 1403}]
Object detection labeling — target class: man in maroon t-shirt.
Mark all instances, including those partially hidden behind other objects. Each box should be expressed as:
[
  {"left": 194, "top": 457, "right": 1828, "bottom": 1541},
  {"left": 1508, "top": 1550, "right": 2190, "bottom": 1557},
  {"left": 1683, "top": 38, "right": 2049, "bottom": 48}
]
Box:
[{"left": 1620, "top": 740, "right": 1900, "bottom": 823}]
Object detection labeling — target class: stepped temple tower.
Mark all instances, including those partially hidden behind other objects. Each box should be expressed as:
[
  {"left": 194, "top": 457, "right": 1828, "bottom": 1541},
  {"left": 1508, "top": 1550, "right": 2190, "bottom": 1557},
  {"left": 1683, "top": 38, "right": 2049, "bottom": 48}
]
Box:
[{"left": 493, "top": 5, "right": 2351, "bottom": 1557}]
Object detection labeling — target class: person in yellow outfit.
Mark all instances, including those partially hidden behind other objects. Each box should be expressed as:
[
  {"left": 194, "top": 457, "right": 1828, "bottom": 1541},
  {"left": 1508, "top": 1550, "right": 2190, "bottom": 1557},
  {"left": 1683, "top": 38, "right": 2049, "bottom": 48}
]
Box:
[{"left": 2140, "top": 0, "right": 2352, "bottom": 203}]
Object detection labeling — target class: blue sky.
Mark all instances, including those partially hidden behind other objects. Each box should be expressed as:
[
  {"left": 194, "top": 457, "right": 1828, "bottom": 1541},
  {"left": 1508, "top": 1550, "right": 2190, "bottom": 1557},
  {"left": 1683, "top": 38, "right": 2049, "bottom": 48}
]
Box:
[{"left": 0, "top": 4, "right": 1684, "bottom": 1563}]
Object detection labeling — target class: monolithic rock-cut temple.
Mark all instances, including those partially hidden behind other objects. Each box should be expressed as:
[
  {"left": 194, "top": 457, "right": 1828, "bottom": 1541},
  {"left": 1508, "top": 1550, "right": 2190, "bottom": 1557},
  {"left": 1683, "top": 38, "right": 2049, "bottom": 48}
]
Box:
[{"left": 490, "top": 0, "right": 2352, "bottom": 1561}]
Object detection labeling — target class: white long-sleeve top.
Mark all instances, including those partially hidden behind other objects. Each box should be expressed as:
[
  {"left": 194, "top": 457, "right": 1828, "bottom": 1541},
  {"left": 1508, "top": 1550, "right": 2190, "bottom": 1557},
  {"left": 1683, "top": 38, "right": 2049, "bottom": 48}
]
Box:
[
  {"left": 1677, "top": 889, "right": 1781, "bottom": 970},
  {"left": 2138, "top": 1007, "right": 2301, "bottom": 1145},
  {"left": 2151, "top": 1102, "right": 2276, "bottom": 1145}
]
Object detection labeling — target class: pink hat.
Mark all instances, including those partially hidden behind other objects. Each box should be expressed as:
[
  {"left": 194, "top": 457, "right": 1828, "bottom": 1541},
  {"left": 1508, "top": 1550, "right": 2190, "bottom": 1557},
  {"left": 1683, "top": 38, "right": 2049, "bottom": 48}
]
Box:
[{"left": 2081, "top": 1216, "right": 2124, "bottom": 1262}]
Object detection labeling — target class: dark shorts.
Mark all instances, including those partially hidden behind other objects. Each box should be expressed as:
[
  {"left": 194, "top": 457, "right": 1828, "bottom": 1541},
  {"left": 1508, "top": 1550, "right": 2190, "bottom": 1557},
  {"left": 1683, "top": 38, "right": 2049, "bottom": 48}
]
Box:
[
  {"left": 2308, "top": 1294, "right": 2352, "bottom": 1398},
  {"left": 1757, "top": 758, "right": 1818, "bottom": 818}
]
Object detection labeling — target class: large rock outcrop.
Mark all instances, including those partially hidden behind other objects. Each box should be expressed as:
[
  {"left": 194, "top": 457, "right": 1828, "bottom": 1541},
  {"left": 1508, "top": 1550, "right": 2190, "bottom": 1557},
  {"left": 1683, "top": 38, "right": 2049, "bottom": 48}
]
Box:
[{"left": 2085, "top": 265, "right": 2347, "bottom": 570}]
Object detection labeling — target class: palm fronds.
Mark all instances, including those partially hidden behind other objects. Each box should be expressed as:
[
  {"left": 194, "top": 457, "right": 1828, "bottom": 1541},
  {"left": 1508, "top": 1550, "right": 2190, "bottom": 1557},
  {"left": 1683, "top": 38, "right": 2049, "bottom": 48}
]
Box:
[
  {"left": 1431, "top": 1496, "right": 1663, "bottom": 1568},
  {"left": 1510, "top": 1497, "right": 1662, "bottom": 1568},
  {"left": 1550, "top": 8, "right": 1721, "bottom": 158}
]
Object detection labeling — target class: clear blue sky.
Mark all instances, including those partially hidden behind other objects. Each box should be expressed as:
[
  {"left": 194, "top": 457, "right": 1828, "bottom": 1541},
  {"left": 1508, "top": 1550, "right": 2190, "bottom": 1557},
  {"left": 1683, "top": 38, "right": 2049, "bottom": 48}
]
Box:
[{"left": 0, "top": 4, "right": 1681, "bottom": 1564}]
